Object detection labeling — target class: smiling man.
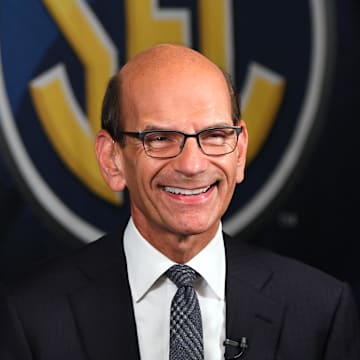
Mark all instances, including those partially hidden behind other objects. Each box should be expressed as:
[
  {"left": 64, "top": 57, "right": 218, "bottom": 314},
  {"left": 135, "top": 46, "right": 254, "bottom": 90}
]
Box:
[
  {"left": 96, "top": 43, "right": 247, "bottom": 265},
  {"left": 1, "top": 44, "right": 360, "bottom": 360}
]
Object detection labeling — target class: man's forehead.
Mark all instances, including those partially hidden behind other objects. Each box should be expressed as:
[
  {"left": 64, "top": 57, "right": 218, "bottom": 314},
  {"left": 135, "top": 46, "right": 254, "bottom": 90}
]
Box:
[
  {"left": 119, "top": 44, "right": 220, "bottom": 82},
  {"left": 116, "top": 44, "right": 232, "bottom": 125}
]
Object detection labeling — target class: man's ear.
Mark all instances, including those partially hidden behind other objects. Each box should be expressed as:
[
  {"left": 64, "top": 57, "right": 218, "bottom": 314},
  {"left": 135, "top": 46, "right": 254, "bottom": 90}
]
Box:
[
  {"left": 236, "top": 119, "right": 248, "bottom": 184},
  {"left": 95, "top": 130, "right": 127, "bottom": 192}
]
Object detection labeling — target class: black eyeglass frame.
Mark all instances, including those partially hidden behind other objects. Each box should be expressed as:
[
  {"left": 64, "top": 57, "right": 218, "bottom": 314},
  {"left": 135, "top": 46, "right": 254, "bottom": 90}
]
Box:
[{"left": 115, "top": 125, "right": 243, "bottom": 159}]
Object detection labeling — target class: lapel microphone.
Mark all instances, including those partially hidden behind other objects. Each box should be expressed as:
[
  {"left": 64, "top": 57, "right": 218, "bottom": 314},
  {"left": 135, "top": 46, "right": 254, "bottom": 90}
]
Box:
[{"left": 223, "top": 337, "right": 248, "bottom": 359}]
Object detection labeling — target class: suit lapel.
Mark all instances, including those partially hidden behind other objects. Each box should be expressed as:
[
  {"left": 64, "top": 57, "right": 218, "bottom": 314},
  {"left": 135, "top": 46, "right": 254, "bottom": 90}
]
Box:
[
  {"left": 68, "top": 230, "right": 140, "bottom": 360},
  {"left": 224, "top": 235, "right": 285, "bottom": 359},
  {"left": 65, "top": 230, "right": 284, "bottom": 360}
]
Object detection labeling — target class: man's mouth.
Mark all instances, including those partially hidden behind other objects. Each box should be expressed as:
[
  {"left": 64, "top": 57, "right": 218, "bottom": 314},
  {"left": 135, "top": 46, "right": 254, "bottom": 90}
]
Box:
[{"left": 163, "top": 183, "right": 216, "bottom": 196}]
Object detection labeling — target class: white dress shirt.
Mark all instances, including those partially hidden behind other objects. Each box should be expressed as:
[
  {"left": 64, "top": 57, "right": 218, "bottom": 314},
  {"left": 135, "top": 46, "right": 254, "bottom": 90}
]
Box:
[{"left": 123, "top": 217, "right": 226, "bottom": 360}]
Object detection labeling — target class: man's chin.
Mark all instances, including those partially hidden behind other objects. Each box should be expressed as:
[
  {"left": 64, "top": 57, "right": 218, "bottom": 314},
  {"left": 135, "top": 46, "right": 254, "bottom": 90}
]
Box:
[{"left": 166, "top": 218, "right": 219, "bottom": 238}]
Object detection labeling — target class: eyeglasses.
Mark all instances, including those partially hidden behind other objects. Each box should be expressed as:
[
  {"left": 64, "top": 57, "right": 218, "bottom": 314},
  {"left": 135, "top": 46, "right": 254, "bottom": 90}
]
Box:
[{"left": 116, "top": 126, "right": 243, "bottom": 159}]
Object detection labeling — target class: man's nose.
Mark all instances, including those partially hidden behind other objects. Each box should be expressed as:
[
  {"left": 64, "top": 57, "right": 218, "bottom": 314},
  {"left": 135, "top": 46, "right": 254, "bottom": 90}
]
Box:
[{"left": 172, "top": 137, "right": 208, "bottom": 175}]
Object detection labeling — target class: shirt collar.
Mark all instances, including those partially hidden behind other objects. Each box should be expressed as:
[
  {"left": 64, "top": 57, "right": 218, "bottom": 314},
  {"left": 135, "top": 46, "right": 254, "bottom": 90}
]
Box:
[
  {"left": 186, "top": 225, "right": 226, "bottom": 300},
  {"left": 124, "top": 218, "right": 226, "bottom": 302}
]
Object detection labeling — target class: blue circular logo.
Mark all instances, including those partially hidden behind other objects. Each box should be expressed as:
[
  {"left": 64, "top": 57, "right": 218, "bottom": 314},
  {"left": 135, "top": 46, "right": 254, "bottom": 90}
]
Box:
[{"left": 0, "top": 0, "right": 334, "bottom": 243}]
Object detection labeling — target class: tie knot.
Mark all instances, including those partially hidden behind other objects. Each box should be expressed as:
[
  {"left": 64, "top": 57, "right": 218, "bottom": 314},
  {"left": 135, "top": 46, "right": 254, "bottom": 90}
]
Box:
[{"left": 167, "top": 264, "right": 197, "bottom": 288}]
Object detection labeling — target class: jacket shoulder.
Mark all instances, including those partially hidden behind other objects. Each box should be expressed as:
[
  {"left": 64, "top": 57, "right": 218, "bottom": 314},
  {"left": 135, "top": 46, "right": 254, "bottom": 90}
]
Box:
[
  {"left": 3, "top": 230, "right": 124, "bottom": 298},
  {"left": 224, "top": 233, "right": 348, "bottom": 301}
]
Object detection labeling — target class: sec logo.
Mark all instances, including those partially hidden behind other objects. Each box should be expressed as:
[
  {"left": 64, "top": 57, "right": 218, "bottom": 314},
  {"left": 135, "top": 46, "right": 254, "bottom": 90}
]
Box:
[{"left": 0, "top": 0, "right": 334, "bottom": 243}]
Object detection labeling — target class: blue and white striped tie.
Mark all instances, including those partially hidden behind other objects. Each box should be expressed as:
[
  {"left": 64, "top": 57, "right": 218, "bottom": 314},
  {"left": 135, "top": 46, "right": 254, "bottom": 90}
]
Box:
[{"left": 167, "top": 264, "right": 204, "bottom": 360}]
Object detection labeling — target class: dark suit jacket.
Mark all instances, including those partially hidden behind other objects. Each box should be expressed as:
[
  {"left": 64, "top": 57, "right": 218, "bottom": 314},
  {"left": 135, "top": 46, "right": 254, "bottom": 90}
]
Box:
[{"left": 0, "top": 229, "right": 359, "bottom": 359}]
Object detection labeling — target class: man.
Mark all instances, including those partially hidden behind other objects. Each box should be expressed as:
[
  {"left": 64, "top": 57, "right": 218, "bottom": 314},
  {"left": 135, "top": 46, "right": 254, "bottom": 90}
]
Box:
[{"left": 0, "top": 44, "right": 359, "bottom": 359}]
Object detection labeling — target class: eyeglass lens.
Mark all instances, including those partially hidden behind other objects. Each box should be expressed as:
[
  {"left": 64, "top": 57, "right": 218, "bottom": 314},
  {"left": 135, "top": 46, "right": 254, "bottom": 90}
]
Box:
[{"left": 143, "top": 127, "right": 240, "bottom": 158}]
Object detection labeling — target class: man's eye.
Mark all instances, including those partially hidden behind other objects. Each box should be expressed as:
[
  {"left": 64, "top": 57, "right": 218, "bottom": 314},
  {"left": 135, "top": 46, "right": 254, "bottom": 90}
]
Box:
[
  {"left": 147, "top": 133, "right": 171, "bottom": 142},
  {"left": 202, "top": 130, "right": 228, "bottom": 142},
  {"left": 144, "top": 133, "right": 180, "bottom": 149},
  {"left": 157, "top": 135, "right": 171, "bottom": 142},
  {"left": 209, "top": 131, "right": 227, "bottom": 138}
]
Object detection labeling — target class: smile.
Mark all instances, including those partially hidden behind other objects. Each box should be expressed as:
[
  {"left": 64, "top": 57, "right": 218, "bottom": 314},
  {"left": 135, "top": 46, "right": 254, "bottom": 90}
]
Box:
[{"left": 164, "top": 184, "right": 212, "bottom": 196}]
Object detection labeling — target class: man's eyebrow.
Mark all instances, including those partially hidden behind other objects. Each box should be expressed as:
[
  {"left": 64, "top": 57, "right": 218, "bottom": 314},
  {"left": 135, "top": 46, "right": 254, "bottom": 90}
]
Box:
[
  {"left": 141, "top": 120, "right": 233, "bottom": 132},
  {"left": 141, "top": 123, "right": 174, "bottom": 131}
]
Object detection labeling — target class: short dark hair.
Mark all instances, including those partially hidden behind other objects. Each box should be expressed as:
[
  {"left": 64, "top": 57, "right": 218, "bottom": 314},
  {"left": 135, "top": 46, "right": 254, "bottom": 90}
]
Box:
[
  {"left": 100, "top": 69, "right": 241, "bottom": 145},
  {"left": 221, "top": 69, "right": 241, "bottom": 125},
  {"left": 101, "top": 75, "right": 122, "bottom": 142}
]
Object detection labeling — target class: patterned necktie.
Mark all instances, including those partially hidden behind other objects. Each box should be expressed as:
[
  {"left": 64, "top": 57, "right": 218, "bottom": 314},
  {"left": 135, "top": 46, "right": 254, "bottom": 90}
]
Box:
[{"left": 167, "top": 264, "right": 204, "bottom": 360}]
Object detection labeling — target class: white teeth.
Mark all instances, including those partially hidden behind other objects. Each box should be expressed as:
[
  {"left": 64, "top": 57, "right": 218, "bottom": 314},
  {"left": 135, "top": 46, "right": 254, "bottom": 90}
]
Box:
[{"left": 164, "top": 185, "right": 211, "bottom": 195}]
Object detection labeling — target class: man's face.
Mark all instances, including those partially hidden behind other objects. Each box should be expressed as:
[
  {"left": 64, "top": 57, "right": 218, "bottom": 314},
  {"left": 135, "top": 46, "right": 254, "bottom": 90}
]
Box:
[{"left": 115, "top": 55, "right": 247, "bottom": 247}]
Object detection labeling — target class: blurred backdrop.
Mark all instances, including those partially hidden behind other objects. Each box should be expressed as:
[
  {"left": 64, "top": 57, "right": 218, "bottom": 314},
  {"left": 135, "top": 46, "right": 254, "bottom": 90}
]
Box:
[{"left": 1, "top": 0, "right": 359, "bottom": 313}]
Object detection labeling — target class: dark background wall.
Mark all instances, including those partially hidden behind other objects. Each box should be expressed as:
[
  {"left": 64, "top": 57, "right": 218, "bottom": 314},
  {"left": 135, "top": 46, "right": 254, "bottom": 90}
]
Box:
[
  {"left": 252, "top": 0, "right": 360, "bottom": 307},
  {"left": 0, "top": 0, "right": 359, "bottom": 313}
]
